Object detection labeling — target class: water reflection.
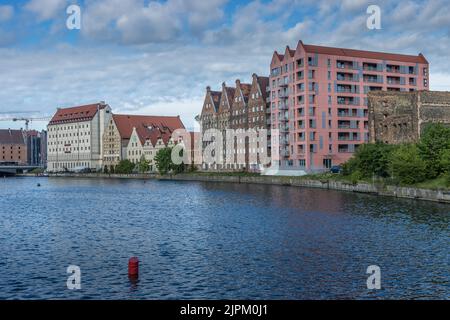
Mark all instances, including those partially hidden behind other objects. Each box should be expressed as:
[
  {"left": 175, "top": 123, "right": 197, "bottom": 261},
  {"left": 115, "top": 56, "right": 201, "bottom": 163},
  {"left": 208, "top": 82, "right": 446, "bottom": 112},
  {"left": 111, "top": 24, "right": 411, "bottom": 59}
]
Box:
[{"left": 0, "top": 177, "right": 448, "bottom": 300}]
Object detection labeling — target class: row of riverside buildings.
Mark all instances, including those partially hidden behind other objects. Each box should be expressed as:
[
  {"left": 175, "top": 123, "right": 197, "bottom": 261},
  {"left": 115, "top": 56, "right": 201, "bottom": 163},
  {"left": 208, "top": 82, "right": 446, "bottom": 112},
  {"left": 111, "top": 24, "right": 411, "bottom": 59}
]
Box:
[
  {"left": 46, "top": 102, "right": 188, "bottom": 173},
  {"left": 0, "top": 129, "right": 47, "bottom": 167},
  {"left": 199, "top": 40, "right": 430, "bottom": 173}
]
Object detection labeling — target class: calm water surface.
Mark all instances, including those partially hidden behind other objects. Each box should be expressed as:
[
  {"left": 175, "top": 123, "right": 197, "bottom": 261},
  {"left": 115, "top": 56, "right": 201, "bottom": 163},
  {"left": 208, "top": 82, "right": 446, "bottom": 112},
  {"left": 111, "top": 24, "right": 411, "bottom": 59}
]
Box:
[{"left": 0, "top": 177, "right": 448, "bottom": 300}]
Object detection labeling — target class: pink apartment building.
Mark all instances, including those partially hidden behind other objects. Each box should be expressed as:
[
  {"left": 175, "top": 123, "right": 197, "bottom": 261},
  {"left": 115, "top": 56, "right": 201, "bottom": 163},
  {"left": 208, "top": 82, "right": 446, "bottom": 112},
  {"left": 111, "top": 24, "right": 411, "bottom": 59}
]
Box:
[{"left": 269, "top": 40, "right": 429, "bottom": 172}]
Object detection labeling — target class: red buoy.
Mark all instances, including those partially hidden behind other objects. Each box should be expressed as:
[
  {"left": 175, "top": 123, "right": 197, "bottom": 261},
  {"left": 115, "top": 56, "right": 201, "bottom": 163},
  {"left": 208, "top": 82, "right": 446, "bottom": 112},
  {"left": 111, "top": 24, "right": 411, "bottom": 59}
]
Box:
[{"left": 128, "top": 257, "right": 139, "bottom": 277}]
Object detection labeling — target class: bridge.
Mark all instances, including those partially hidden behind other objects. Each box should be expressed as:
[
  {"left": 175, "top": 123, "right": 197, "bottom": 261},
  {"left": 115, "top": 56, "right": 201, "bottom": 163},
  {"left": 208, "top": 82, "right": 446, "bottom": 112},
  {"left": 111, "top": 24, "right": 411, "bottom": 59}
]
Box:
[{"left": 0, "top": 165, "right": 43, "bottom": 176}]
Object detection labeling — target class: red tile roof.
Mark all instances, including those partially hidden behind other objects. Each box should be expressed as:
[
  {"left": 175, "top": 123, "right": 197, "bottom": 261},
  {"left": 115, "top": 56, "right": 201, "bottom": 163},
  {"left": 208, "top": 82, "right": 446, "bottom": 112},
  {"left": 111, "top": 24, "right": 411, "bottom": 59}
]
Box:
[
  {"left": 49, "top": 103, "right": 108, "bottom": 125},
  {"left": 112, "top": 114, "right": 185, "bottom": 146},
  {"left": 302, "top": 43, "right": 428, "bottom": 64}
]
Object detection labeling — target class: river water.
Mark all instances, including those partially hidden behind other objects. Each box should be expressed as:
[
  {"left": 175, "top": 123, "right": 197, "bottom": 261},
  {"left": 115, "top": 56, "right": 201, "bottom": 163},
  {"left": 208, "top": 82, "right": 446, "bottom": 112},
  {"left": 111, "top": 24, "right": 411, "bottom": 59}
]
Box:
[{"left": 0, "top": 177, "right": 448, "bottom": 300}]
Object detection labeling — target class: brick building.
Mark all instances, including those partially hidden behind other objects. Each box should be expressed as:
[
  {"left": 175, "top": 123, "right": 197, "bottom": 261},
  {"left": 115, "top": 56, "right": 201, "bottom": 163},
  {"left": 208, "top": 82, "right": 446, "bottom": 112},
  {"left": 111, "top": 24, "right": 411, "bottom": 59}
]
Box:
[
  {"left": 368, "top": 91, "right": 450, "bottom": 144},
  {"left": 269, "top": 40, "right": 429, "bottom": 173},
  {"left": 0, "top": 129, "right": 27, "bottom": 165},
  {"left": 199, "top": 74, "right": 271, "bottom": 171}
]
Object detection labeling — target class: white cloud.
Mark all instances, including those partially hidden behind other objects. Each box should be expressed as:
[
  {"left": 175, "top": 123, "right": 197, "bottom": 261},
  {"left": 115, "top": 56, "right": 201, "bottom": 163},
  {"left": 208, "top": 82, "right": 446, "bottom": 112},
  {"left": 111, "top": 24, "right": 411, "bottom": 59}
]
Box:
[
  {"left": 24, "top": 0, "right": 68, "bottom": 22},
  {"left": 2, "top": 0, "right": 450, "bottom": 132},
  {"left": 81, "top": 0, "right": 227, "bottom": 44}
]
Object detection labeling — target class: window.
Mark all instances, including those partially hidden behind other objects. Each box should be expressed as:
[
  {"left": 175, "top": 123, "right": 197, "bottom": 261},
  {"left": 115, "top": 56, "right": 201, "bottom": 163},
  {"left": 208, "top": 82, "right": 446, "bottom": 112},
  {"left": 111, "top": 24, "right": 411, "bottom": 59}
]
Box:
[
  {"left": 323, "top": 159, "right": 332, "bottom": 169},
  {"left": 298, "top": 159, "right": 306, "bottom": 168}
]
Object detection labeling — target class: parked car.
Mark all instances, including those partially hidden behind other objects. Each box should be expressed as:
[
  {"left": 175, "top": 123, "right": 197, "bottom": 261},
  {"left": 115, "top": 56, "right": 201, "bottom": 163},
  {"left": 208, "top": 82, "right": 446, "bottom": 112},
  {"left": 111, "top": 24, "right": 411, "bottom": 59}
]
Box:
[{"left": 330, "top": 165, "right": 342, "bottom": 174}]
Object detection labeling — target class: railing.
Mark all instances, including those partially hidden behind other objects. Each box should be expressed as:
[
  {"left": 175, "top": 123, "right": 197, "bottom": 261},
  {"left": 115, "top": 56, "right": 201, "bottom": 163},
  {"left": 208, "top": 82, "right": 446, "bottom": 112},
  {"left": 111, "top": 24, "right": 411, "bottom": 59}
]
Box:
[{"left": 278, "top": 92, "right": 289, "bottom": 99}]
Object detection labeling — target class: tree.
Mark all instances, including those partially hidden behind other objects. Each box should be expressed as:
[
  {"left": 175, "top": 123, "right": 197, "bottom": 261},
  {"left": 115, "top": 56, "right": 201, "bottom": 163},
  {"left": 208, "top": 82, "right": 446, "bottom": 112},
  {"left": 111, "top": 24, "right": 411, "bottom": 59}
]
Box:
[
  {"left": 137, "top": 155, "right": 150, "bottom": 173},
  {"left": 342, "top": 143, "right": 395, "bottom": 178},
  {"left": 439, "top": 148, "right": 450, "bottom": 174},
  {"left": 389, "top": 144, "right": 427, "bottom": 184},
  {"left": 103, "top": 165, "right": 109, "bottom": 174},
  {"left": 154, "top": 147, "right": 185, "bottom": 175},
  {"left": 418, "top": 124, "right": 450, "bottom": 178},
  {"left": 115, "top": 160, "right": 135, "bottom": 174},
  {"left": 154, "top": 148, "right": 172, "bottom": 175}
]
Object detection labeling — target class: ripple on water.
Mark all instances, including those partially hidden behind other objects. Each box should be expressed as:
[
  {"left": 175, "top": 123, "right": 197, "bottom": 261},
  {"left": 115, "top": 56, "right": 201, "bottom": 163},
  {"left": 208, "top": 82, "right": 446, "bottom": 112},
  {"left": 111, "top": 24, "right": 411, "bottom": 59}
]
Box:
[{"left": 0, "top": 177, "right": 448, "bottom": 300}]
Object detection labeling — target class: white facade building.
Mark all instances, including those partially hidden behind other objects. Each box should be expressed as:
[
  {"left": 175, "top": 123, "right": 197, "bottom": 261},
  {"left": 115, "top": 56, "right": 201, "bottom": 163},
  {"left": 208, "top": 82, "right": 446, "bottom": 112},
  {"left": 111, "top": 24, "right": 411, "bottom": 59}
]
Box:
[{"left": 47, "top": 102, "right": 112, "bottom": 172}]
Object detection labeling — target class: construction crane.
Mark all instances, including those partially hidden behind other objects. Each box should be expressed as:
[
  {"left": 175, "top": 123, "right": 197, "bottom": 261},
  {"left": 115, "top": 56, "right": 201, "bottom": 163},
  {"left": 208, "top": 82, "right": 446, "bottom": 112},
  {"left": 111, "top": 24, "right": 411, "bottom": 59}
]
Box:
[{"left": 0, "top": 117, "right": 52, "bottom": 131}]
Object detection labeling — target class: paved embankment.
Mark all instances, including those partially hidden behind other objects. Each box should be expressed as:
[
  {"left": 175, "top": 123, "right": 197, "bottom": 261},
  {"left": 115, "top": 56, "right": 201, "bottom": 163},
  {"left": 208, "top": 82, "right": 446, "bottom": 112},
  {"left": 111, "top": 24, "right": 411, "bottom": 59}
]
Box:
[{"left": 44, "top": 173, "right": 450, "bottom": 204}]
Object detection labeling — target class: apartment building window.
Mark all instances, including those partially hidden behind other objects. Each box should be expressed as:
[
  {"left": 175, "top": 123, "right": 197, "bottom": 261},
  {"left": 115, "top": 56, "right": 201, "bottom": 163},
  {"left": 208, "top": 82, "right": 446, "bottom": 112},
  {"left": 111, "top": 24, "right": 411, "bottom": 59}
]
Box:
[
  {"left": 328, "top": 71, "right": 331, "bottom": 80},
  {"left": 299, "top": 159, "right": 306, "bottom": 168},
  {"left": 423, "top": 67, "right": 428, "bottom": 76},
  {"left": 424, "top": 79, "right": 428, "bottom": 87},
  {"left": 323, "top": 159, "right": 332, "bottom": 169},
  {"left": 327, "top": 59, "right": 331, "bottom": 67}
]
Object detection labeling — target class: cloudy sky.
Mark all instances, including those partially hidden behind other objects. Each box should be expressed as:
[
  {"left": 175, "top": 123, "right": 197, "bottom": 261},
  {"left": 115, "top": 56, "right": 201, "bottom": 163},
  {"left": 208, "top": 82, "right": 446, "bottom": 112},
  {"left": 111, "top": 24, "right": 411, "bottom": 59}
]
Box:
[{"left": 0, "top": 0, "right": 449, "bottom": 130}]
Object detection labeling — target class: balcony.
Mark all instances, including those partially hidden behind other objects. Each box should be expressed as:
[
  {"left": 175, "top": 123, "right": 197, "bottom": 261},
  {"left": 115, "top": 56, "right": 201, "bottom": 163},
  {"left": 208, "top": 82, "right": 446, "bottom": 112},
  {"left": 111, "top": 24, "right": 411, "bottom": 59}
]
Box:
[
  {"left": 336, "top": 84, "right": 359, "bottom": 94},
  {"left": 338, "top": 145, "right": 351, "bottom": 153},
  {"left": 387, "top": 77, "right": 402, "bottom": 85},
  {"left": 280, "top": 150, "right": 290, "bottom": 157},
  {"left": 338, "top": 134, "right": 360, "bottom": 141},
  {"left": 338, "top": 120, "right": 359, "bottom": 129},
  {"left": 337, "top": 111, "right": 357, "bottom": 117},
  {"left": 337, "top": 72, "right": 359, "bottom": 82},
  {"left": 337, "top": 97, "right": 360, "bottom": 106},
  {"left": 363, "top": 75, "right": 383, "bottom": 83},
  {"left": 337, "top": 60, "right": 357, "bottom": 70},
  {"left": 278, "top": 102, "right": 288, "bottom": 110},
  {"left": 363, "top": 63, "right": 381, "bottom": 72},
  {"left": 279, "top": 114, "right": 289, "bottom": 122},
  {"left": 386, "top": 65, "right": 400, "bottom": 73},
  {"left": 278, "top": 91, "right": 289, "bottom": 99}
]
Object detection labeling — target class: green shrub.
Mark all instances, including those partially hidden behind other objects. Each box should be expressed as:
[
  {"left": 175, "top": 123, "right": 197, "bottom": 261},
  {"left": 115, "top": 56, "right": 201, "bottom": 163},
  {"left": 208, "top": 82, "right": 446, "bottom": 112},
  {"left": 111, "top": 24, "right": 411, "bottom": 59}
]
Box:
[
  {"left": 439, "top": 149, "right": 450, "bottom": 174},
  {"left": 389, "top": 144, "right": 427, "bottom": 185},
  {"left": 341, "top": 143, "right": 395, "bottom": 178},
  {"left": 349, "top": 170, "right": 363, "bottom": 184},
  {"left": 154, "top": 147, "right": 185, "bottom": 175},
  {"left": 418, "top": 123, "right": 450, "bottom": 178},
  {"left": 115, "top": 160, "right": 135, "bottom": 174},
  {"left": 137, "top": 156, "right": 150, "bottom": 173}
]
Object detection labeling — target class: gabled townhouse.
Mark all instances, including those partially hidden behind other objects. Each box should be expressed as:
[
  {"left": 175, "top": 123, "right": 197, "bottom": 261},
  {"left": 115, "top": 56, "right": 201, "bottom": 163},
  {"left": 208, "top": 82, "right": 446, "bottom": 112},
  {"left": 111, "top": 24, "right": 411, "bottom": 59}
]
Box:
[
  {"left": 199, "top": 87, "right": 221, "bottom": 170},
  {"left": 200, "top": 75, "right": 272, "bottom": 172},
  {"left": 102, "top": 114, "right": 185, "bottom": 172},
  {"left": 217, "top": 83, "right": 235, "bottom": 170},
  {"left": 229, "top": 80, "right": 251, "bottom": 170},
  {"left": 247, "top": 74, "right": 271, "bottom": 171}
]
